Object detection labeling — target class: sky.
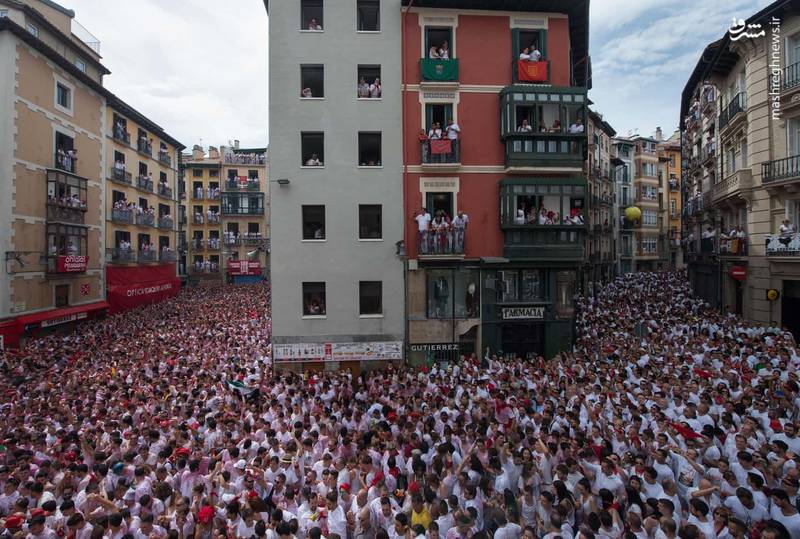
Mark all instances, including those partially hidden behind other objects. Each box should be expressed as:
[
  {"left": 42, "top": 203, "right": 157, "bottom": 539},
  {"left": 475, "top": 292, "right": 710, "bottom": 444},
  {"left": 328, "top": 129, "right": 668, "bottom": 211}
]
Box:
[{"left": 64, "top": 0, "right": 773, "bottom": 149}]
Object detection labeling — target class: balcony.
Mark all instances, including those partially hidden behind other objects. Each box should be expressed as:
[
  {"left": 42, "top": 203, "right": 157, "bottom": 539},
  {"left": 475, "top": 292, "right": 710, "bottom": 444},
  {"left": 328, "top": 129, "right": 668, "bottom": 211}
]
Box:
[
  {"left": 702, "top": 143, "right": 716, "bottom": 165},
  {"left": 158, "top": 152, "right": 171, "bottom": 167},
  {"left": 718, "top": 92, "right": 746, "bottom": 131},
  {"left": 502, "top": 225, "right": 585, "bottom": 260},
  {"left": 700, "top": 237, "right": 717, "bottom": 254},
  {"left": 221, "top": 193, "right": 265, "bottom": 216},
  {"left": 763, "top": 156, "right": 800, "bottom": 187},
  {"left": 158, "top": 217, "right": 174, "bottom": 230},
  {"left": 158, "top": 184, "right": 173, "bottom": 199},
  {"left": 110, "top": 167, "right": 132, "bottom": 185},
  {"left": 192, "top": 188, "right": 205, "bottom": 200},
  {"left": 226, "top": 179, "right": 261, "bottom": 191},
  {"left": 46, "top": 202, "right": 86, "bottom": 225},
  {"left": 191, "top": 262, "right": 220, "bottom": 274},
  {"left": 160, "top": 250, "right": 177, "bottom": 263},
  {"left": 208, "top": 214, "right": 221, "bottom": 224},
  {"left": 191, "top": 239, "right": 204, "bottom": 250},
  {"left": 711, "top": 168, "right": 752, "bottom": 204},
  {"left": 136, "top": 176, "right": 153, "bottom": 192},
  {"left": 137, "top": 139, "right": 153, "bottom": 156},
  {"left": 111, "top": 208, "right": 134, "bottom": 224},
  {"left": 224, "top": 235, "right": 241, "bottom": 246},
  {"left": 207, "top": 238, "right": 221, "bottom": 251},
  {"left": 107, "top": 247, "right": 136, "bottom": 264},
  {"left": 767, "top": 233, "right": 800, "bottom": 256},
  {"left": 208, "top": 188, "right": 221, "bottom": 200},
  {"left": 242, "top": 234, "right": 264, "bottom": 245},
  {"left": 113, "top": 128, "right": 131, "bottom": 144},
  {"left": 193, "top": 214, "right": 204, "bottom": 225},
  {"left": 719, "top": 237, "right": 748, "bottom": 256},
  {"left": 54, "top": 152, "right": 77, "bottom": 174},
  {"left": 701, "top": 87, "right": 716, "bottom": 114},
  {"left": 417, "top": 228, "right": 466, "bottom": 258},
  {"left": 668, "top": 179, "right": 679, "bottom": 192},
  {"left": 224, "top": 154, "right": 266, "bottom": 165},
  {"left": 419, "top": 58, "right": 459, "bottom": 82},
  {"left": 420, "top": 140, "right": 460, "bottom": 170},
  {"left": 513, "top": 59, "right": 549, "bottom": 83},
  {"left": 135, "top": 213, "right": 155, "bottom": 227},
  {"left": 784, "top": 61, "right": 800, "bottom": 91},
  {"left": 504, "top": 134, "right": 586, "bottom": 169},
  {"left": 138, "top": 249, "right": 157, "bottom": 263}
]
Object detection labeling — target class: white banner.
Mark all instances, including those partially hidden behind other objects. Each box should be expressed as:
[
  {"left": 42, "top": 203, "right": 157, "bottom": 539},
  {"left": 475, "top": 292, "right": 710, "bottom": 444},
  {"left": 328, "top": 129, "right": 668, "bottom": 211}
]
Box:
[{"left": 274, "top": 341, "right": 403, "bottom": 363}]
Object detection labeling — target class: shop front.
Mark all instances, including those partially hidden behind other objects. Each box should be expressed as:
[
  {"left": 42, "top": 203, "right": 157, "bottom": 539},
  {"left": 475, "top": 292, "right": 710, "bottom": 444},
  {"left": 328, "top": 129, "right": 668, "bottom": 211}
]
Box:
[
  {"left": 6, "top": 301, "right": 110, "bottom": 345},
  {"left": 272, "top": 341, "right": 404, "bottom": 376}
]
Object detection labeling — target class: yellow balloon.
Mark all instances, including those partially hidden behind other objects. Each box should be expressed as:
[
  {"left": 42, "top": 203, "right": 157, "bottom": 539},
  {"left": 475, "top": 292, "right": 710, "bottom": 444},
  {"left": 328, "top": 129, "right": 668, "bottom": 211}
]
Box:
[{"left": 625, "top": 206, "right": 642, "bottom": 221}]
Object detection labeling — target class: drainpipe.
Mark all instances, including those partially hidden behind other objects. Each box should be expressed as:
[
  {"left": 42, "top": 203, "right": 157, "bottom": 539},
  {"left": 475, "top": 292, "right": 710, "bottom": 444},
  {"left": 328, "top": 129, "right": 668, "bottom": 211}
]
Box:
[{"left": 402, "top": 0, "right": 413, "bottom": 365}]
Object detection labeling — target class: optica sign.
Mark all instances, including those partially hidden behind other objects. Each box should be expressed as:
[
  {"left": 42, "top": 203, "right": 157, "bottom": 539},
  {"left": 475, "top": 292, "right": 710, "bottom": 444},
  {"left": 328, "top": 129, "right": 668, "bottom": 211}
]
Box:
[{"left": 57, "top": 255, "right": 88, "bottom": 273}]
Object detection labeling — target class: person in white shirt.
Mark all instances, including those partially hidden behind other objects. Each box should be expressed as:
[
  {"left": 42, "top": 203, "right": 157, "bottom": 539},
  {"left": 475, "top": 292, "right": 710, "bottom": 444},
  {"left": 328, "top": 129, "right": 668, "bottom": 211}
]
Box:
[
  {"left": 568, "top": 118, "right": 585, "bottom": 133},
  {"left": 452, "top": 211, "right": 469, "bottom": 254},
  {"left": 530, "top": 46, "right": 542, "bottom": 61},
  {"left": 770, "top": 489, "right": 800, "bottom": 539},
  {"left": 519, "top": 47, "right": 532, "bottom": 61},
  {"left": 445, "top": 120, "right": 461, "bottom": 162},
  {"left": 369, "top": 79, "right": 382, "bottom": 98},
  {"left": 517, "top": 119, "right": 533, "bottom": 133},
  {"left": 415, "top": 208, "right": 432, "bottom": 254}
]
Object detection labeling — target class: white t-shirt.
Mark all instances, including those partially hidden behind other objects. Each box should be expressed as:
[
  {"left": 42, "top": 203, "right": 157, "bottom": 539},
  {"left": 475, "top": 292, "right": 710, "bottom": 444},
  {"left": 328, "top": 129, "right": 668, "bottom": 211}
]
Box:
[
  {"left": 415, "top": 213, "right": 431, "bottom": 232},
  {"left": 770, "top": 507, "right": 800, "bottom": 539},
  {"left": 723, "top": 497, "right": 769, "bottom": 525}
]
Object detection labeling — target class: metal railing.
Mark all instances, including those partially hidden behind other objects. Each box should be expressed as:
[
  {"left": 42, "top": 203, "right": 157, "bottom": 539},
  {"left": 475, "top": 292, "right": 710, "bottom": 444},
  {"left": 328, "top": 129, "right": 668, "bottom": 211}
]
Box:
[
  {"left": 135, "top": 213, "right": 155, "bottom": 227},
  {"left": 192, "top": 189, "right": 205, "bottom": 200},
  {"left": 158, "top": 217, "right": 174, "bottom": 229},
  {"left": 784, "top": 61, "right": 800, "bottom": 91},
  {"left": 719, "top": 92, "right": 746, "bottom": 130},
  {"left": 46, "top": 202, "right": 86, "bottom": 224},
  {"left": 191, "top": 239, "right": 204, "bottom": 250},
  {"left": 191, "top": 262, "right": 220, "bottom": 273},
  {"left": 207, "top": 214, "right": 221, "bottom": 224},
  {"left": 420, "top": 140, "right": 460, "bottom": 164},
  {"left": 111, "top": 208, "right": 134, "bottom": 224},
  {"left": 207, "top": 238, "right": 221, "bottom": 250},
  {"left": 242, "top": 234, "right": 264, "bottom": 244},
  {"left": 158, "top": 184, "right": 173, "bottom": 198},
  {"left": 417, "top": 228, "right": 467, "bottom": 256},
  {"left": 107, "top": 247, "right": 136, "bottom": 264},
  {"left": 137, "top": 139, "right": 152, "bottom": 156},
  {"left": 110, "top": 167, "right": 132, "bottom": 184},
  {"left": 208, "top": 188, "right": 221, "bottom": 200},
  {"left": 766, "top": 233, "right": 800, "bottom": 256},
  {"left": 54, "top": 152, "right": 77, "bottom": 174},
  {"left": 224, "top": 154, "right": 266, "bottom": 165},
  {"left": 138, "top": 249, "right": 157, "bottom": 263},
  {"left": 719, "top": 237, "right": 747, "bottom": 256},
  {"left": 137, "top": 176, "right": 153, "bottom": 192},
  {"left": 224, "top": 236, "right": 241, "bottom": 246},
  {"left": 193, "top": 214, "right": 204, "bottom": 224},
  {"left": 225, "top": 179, "right": 260, "bottom": 191},
  {"left": 158, "top": 152, "right": 171, "bottom": 167},
  {"left": 702, "top": 143, "right": 716, "bottom": 162},
  {"left": 113, "top": 128, "right": 131, "bottom": 144},
  {"left": 763, "top": 155, "right": 800, "bottom": 184},
  {"left": 160, "top": 250, "right": 176, "bottom": 263}
]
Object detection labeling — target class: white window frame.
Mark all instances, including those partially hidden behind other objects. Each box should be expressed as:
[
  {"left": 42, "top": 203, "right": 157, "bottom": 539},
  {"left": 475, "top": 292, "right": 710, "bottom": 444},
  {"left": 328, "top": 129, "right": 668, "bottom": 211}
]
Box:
[
  {"left": 26, "top": 22, "right": 39, "bottom": 37},
  {"left": 75, "top": 58, "right": 86, "bottom": 73},
  {"left": 0, "top": 10, "right": 8, "bottom": 18},
  {"left": 788, "top": 116, "right": 800, "bottom": 157},
  {"left": 53, "top": 75, "right": 74, "bottom": 116}
]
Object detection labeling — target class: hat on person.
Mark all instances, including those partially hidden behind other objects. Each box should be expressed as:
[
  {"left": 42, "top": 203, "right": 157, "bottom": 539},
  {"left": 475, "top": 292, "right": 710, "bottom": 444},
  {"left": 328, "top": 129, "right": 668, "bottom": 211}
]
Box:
[
  {"left": 198, "top": 506, "right": 215, "bottom": 524},
  {"left": 339, "top": 483, "right": 351, "bottom": 493},
  {"left": 4, "top": 515, "right": 24, "bottom": 530},
  {"left": 408, "top": 481, "right": 420, "bottom": 494},
  {"left": 30, "top": 508, "right": 48, "bottom": 518},
  {"left": 123, "top": 489, "right": 136, "bottom": 502},
  {"left": 235, "top": 459, "right": 247, "bottom": 470}
]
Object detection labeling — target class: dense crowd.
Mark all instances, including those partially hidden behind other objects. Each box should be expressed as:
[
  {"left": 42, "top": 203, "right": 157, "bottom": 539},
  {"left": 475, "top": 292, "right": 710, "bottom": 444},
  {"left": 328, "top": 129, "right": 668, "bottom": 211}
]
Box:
[{"left": 1, "top": 273, "right": 800, "bottom": 539}]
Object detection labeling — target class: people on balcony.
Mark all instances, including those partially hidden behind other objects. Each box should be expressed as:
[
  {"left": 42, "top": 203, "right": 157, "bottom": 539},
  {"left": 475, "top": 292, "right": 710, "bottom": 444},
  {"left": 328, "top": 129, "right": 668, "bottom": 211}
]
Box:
[
  {"left": 701, "top": 226, "right": 717, "bottom": 239},
  {"left": 568, "top": 117, "right": 585, "bottom": 134},
  {"left": 57, "top": 147, "right": 77, "bottom": 171},
  {"left": 780, "top": 219, "right": 797, "bottom": 238},
  {"left": 357, "top": 77, "right": 370, "bottom": 98},
  {"left": 414, "top": 207, "right": 432, "bottom": 254},
  {"left": 445, "top": 119, "right": 460, "bottom": 152},
  {"left": 114, "top": 120, "right": 126, "bottom": 139},
  {"left": 427, "top": 122, "right": 442, "bottom": 140},
  {"left": 439, "top": 41, "right": 450, "bottom": 59},
  {"left": 304, "top": 154, "right": 322, "bottom": 166},
  {"left": 517, "top": 119, "right": 533, "bottom": 133},
  {"left": 114, "top": 158, "right": 125, "bottom": 173},
  {"left": 307, "top": 17, "right": 322, "bottom": 31},
  {"left": 301, "top": 87, "right": 313, "bottom": 98},
  {"left": 208, "top": 237, "right": 220, "bottom": 249},
  {"left": 530, "top": 43, "right": 542, "bottom": 61},
  {"left": 452, "top": 210, "right": 468, "bottom": 253},
  {"left": 118, "top": 239, "right": 132, "bottom": 251},
  {"left": 519, "top": 47, "right": 533, "bottom": 61},
  {"left": 721, "top": 225, "right": 745, "bottom": 240},
  {"left": 549, "top": 119, "right": 561, "bottom": 133},
  {"left": 369, "top": 78, "right": 381, "bottom": 98}
]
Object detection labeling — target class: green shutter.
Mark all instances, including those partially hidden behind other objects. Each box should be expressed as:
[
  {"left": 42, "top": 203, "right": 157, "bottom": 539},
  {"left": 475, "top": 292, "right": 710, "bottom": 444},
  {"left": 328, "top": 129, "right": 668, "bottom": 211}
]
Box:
[
  {"left": 539, "top": 30, "right": 547, "bottom": 60},
  {"left": 511, "top": 28, "right": 521, "bottom": 64},
  {"left": 425, "top": 104, "right": 433, "bottom": 130}
]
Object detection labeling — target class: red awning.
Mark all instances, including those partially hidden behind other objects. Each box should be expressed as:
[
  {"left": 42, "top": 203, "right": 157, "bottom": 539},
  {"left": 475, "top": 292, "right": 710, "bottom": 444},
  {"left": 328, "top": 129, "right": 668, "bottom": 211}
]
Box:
[{"left": 16, "top": 301, "right": 109, "bottom": 328}]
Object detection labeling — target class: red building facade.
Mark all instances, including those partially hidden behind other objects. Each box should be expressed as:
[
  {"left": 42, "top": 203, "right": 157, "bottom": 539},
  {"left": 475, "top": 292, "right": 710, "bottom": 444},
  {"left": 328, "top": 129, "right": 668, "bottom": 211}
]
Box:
[{"left": 401, "top": 1, "right": 590, "bottom": 362}]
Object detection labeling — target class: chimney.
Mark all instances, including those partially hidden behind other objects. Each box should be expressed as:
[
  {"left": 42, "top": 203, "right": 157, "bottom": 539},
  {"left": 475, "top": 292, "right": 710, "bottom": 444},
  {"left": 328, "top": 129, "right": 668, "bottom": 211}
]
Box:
[
  {"left": 655, "top": 127, "right": 663, "bottom": 141},
  {"left": 234, "top": 139, "right": 240, "bottom": 149},
  {"left": 192, "top": 144, "right": 204, "bottom": 160},
  {"left": 208, "top": 146, "right": 219, "bottom": 159}
]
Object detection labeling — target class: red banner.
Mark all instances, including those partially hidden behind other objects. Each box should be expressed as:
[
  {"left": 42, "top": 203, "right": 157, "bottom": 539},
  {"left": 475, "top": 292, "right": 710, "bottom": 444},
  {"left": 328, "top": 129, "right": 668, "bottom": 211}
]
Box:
[
  {"left": 238, "top": 175, "right": 249, "bottom": 187},
  {"left": 57, "top": 255, "right": 88, "bottom": 273},
  {"left": 517, "top": 60, "right": 548, "bottom": 82},
  {"left": 227, "top": 260, "right": 261, "bottom": 276},
  {"left": 430, "top": 139, "right": 452, "bottom": 154},
  {"left": 106, "top": 264, "right": 179, "bottom": 313}
]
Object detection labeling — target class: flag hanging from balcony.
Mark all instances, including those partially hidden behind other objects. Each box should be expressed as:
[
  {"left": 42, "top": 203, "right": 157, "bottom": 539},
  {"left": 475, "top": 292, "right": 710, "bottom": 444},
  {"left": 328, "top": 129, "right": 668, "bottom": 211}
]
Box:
[
  {"left": 430, "top": 139, "right": 452, "bottom": 154},
  {"left": 517, "top": 60, "right": 548, "bottom": 82}
]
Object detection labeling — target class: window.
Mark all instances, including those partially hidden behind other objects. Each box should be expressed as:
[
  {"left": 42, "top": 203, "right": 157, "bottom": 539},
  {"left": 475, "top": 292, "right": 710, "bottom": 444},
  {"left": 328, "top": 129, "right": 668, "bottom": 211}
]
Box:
[
  {"left": 789, "top": 117, "right": 800, "bottom": 157},
  {"left": 56, "top": 82, "right": 71, "bottom": 110},
  {"left": 427, "top": 270, "right": 452, "bottom": 319},
  {"left": 497, "top": 270, "right": 543, "bottom": 303},
  {"left": 425, "top": 27, "right": 453, "bottom": 58},
  {"left": 0, "top": 10, "right": 8, "bottom": 18},
  {"left": 357, "top": 65, "right": 381, "bottom": 98},
  {"left": 670, "top": 199, "right": 677, "bottom": 216},
  {"left": 358, "top": 132, "right": 381, "bottom": 166},
  {"left": 192, "top": 169, "right": 203, "bottom": 178},
  {"left": 26, "top": 23, "right": 38, "bottom": 37},
  {"left": 302, "top": 205, "right": 325, "bottom": 240},
  {"left": 359, "top": 281, "right": 382, "bottom": 315},
  {"left": 642, "top": 209, "right": 657, "bottom": 226},
  {"left": 357, "top": 0, "right": 380, "bottom": 31},
  {"left": 727, "top": 145, "right": 737, "bottom": 174},
  {"left": 301, "top": 132, "right": 324, "bottom": 166},
  {"left": 358, "top": 204, "right": 382, "bottom": 239},
  {"left": 425, "top": 103, "right": 453, "bottom": 131},
  {"left": 426, "top": 269, "right": 480, "bottom": 319},
  {"left": 248, "top": 223, "right": 260, "bottom": 235},
  {"left": 303, "top": 282, "right": 326, "bottom": 316},
  {"left": 301, "top": 65, "right": 324, "bottom": 98},
  {"left": 301, "top": 0, "right": 323, "bottom": 30},
  {"left": 75, "top": 58, "right": 86, "bottom": 73},
  {"left": 46, "top": 223, "right": 87, "bottom": 257},
  {"left": 500, "top": 184, "right": 585, "bottom": 226},
  {"left": 55, "top": 285, "right": 70, "bottom": 307},
  {"left": 740, "top": 138, "right": 748, "bottom": 168},
  {"left": 426, "top": 192, "right": 453, "bottom": 220},
  {"left": 209, "top": 169, "right": 219, "bottom": 178}
]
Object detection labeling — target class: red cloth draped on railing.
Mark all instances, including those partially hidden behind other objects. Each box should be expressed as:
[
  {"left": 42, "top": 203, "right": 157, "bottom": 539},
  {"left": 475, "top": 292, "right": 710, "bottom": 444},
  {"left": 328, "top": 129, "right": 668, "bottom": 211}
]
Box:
[
  {"left": 517, "top": 60, "right": 548, "bottom": 82},
  {"left": 430, "top": 139, "right": 452, "bottom": 154}
]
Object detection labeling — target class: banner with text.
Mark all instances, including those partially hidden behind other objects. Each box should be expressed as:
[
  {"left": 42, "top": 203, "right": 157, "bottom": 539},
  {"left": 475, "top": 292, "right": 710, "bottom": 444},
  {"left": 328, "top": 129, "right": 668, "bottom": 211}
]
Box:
[{"left": 274, "top": 341, "right": 403, "bottom": 363}]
